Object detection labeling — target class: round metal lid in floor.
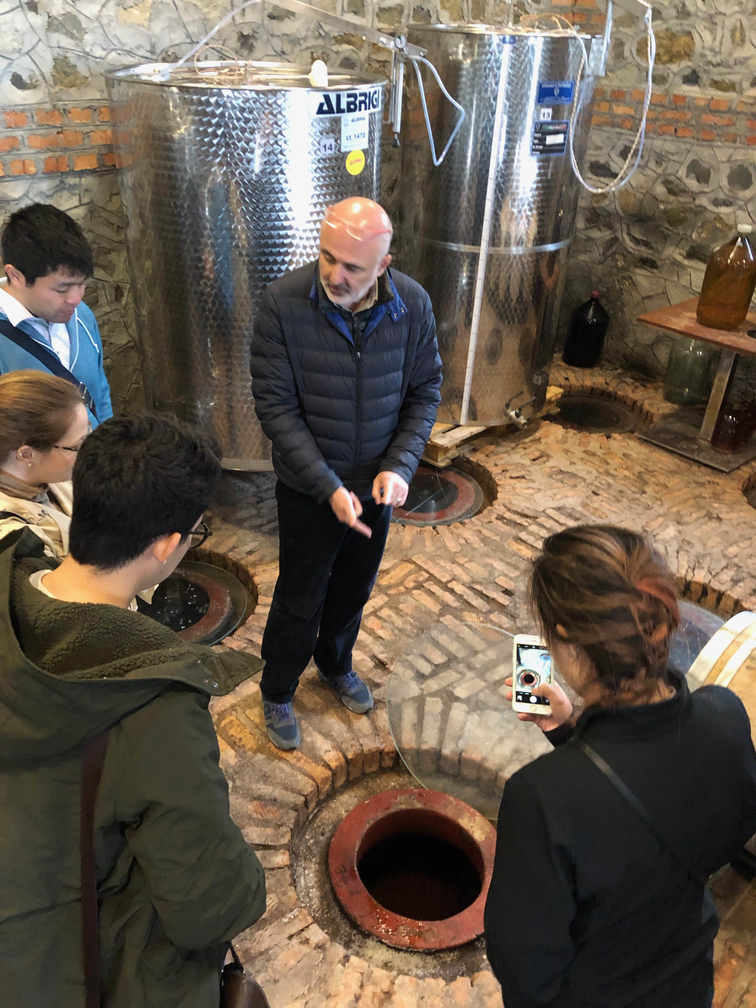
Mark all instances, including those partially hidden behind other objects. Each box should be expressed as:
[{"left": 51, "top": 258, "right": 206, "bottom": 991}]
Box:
[
  {"left": 393, "top": 464, "right": 484, "bottom": 527},
  {"left": 136, "top": 560, "right": 249, "bottom": 645},
  {"left": 546, "top": 392, "right": 637, "bottom": 434}
]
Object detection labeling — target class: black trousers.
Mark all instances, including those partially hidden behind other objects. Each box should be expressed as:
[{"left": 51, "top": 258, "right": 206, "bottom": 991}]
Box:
[{"left": 260, "top": 481, "right": 392, "bottom": 704}]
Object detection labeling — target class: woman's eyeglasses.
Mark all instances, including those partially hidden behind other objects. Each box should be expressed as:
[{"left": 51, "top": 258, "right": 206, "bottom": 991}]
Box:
[{"left": 54, "top": 425, "right": 92, "bottom": 454}]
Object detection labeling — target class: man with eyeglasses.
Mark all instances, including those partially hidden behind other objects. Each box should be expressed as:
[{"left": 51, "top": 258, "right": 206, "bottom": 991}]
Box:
[
  {"left": 0, "top": 411, "right": 266, "bottom": 1006},
  {"left": 251, "top": 197, "right": 442, "bottom": 750},
  {"left": 0, "top": 203, "right": 112, "bottom": 426}
]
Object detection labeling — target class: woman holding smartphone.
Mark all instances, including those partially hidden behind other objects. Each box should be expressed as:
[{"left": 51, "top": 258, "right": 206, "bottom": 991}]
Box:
[
  {"left": 484, "top": 524, "right": 756, "bottom": 1008},
  {"left": 0, "top": 370, "right": 89, "bottom": 557}
]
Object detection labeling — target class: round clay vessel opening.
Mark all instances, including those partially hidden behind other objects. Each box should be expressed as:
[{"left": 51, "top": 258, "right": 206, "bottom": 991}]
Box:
[{"left": 328, "top": 788, "right": 496, "bottom": 951}]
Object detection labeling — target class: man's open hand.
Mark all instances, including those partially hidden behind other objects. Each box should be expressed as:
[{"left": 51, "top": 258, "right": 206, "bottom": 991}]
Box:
[
  {"left": 372, "top": 471, "right": 409, "bottom": 508},
  {"left": 329, "top": 487, "right": 372, "bottom": 537}
]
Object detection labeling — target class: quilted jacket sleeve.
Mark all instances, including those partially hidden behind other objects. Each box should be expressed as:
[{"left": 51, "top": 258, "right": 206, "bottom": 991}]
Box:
[
  {"left": 250, "top": 289, "right": 343, "bottom": 504},
  {"left": 379, "top": 291, "right": 442, "bottom": 485}
]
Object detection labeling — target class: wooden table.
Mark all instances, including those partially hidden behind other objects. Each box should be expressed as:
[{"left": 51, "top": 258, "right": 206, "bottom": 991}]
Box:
[{"left": 637, "top": 297, "right": 756, "bottom": 472}]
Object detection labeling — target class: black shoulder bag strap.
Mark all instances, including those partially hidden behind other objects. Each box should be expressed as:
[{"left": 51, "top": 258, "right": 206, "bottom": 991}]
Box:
[
  {"left": 0, "top": 510, "right": 31, "bottom": 523},
  {"left": 81, "top": 733, "right": 109, "bottom": 1008},
  {"left": 0, "top": 319, "right": 97, "bottom": 419},
  {"left": 575, "top": 738, "right": 709, "bottom": 888}
]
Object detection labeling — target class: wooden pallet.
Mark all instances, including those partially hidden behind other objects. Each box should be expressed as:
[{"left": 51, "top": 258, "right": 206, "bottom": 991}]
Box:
[
  {"left": 422, "top": 389, "right": 563, "bottom": 467},
  {"left": 422, "top": 422, "right": 489, "bottom": 467}
]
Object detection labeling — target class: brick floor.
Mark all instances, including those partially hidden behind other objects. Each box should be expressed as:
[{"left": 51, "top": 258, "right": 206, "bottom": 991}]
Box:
[{"left": 207, "top": 364, "right": 756, "bottom": 1007}]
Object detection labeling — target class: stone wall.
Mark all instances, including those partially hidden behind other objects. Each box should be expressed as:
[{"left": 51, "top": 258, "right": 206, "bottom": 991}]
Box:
[
  {"left": 563, "top": 0, "right": 756, "bottom": 376},
  {"left": 0, "top": 0, "right": 754, "bottom": 407}
]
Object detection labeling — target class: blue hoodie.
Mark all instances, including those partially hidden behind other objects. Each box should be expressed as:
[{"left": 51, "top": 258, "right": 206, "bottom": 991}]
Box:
[{"left": 0, "top": 299, "right": 113, "bottom": 426}]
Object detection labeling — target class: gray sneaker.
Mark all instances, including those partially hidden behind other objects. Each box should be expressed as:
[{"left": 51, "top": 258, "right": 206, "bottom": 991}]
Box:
[
  {"left": 317, "top": 669, "right": 374, "bottom": 714},
  {"left": 262, "top": 700, "right": 301, "bottom": 750}
]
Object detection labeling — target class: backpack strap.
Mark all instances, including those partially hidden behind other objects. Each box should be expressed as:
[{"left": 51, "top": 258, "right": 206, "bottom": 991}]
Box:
[{"left": 0, "top": 319, "right": 97, "bottom": 419}]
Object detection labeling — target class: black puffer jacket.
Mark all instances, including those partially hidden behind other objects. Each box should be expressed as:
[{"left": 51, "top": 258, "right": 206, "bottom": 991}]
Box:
[{"left": 250, "top": 263, "right": 442, "bottom": 504}]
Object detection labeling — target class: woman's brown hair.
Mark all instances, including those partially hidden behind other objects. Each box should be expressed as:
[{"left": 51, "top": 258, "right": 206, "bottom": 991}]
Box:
[
  {"left": 0, "top": 370, "right": 84, "bottom": 459},
  {"left": 530, "top": 525, "right": 680, "bottom": 701}
]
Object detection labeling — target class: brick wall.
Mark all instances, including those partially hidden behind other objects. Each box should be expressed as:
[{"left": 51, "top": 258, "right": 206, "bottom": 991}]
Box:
[
  {"left": 0, "top": 106, "right": 115, "bottom": 179},
  {"left": 591, "top": 89, "right": 756, "bottom": 146}
]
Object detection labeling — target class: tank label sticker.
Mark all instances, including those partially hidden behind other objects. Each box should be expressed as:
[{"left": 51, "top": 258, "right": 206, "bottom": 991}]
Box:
[
  {"left": 531, "top": 120, "right": 569, "bottom": 156},
  {"left": 341, "top": 112, "right": 369, "bottom": 152},
  {"left": 311, "top": 86, "right": 382, "bottom": 118},
  {"left": 319, "top": 137, "right": 337, "bottom": 157},
  {"left": 536, "top": 81, "right": 575, "bottom": 105},
  {"left": 345, "top": 149, "right": 366, "bottom": 175}
]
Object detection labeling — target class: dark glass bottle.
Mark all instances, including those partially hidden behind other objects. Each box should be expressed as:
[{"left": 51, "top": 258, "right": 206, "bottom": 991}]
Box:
[
  {"left": 711, "top": 398, "right": 756, "bottom": 452},
  {"left": 562, "top": 291, "right": 610, "bottom": 368}
]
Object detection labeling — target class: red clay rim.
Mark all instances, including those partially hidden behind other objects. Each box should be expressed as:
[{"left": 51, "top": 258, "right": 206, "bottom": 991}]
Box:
[
  {"left": 174, "top": 568, "right": 233, "bottom": 643},
  {"left": 393, "top": 466, "right": 483, "bottom": 527},
  {"left": 328, "top": 788, "right": 496, "bottom": 950}
]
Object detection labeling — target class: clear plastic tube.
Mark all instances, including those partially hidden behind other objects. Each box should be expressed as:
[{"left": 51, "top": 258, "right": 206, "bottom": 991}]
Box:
[
  {"left": 158, "top": 0, "right": 262, "bottom": 80},
  {"left": 517, "top": 9, "right": 656, "bottom": 195},
  {"left": 567, "top": 7, "right": 656, "bottom": 194},
  {"left": 409, "top": 56, "right": 467, "bottom": 168}
]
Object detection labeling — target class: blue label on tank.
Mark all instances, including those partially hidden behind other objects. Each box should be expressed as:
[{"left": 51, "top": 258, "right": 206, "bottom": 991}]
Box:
[
  {"left": 537, "top": 80, "right": 575, "bottom": 105},
  {"left": 502, "top": 36, "right": 517, "bottom": 43}
]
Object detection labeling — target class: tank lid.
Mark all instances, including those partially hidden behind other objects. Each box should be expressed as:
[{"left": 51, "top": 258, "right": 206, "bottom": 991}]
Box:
[
  {"left": 104, "top": 60, "right": 387, "bottom": 91},
  {"left": 407, "top": 22, "right": 591, "bottom": 39}
]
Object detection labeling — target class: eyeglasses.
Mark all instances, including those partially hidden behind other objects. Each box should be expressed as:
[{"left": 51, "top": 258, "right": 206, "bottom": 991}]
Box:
[
  {"left": 322, "top": 205, "right": 392, "bottom": 242},
  {"left": 54, "top": 423, "right": 91, "bottom": 454},
  {"left": 187, "top": 521, "right": 212, "bottom": 550}
]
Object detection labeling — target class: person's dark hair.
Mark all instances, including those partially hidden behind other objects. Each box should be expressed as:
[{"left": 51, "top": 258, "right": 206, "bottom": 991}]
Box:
[
  {"left": 530, "top": 524, "right": 680, "bottom": 702},
  {"left": 69, "top": 412, "right": 221, "bottom": 570},
  {"left": 1, "top": 203, "right": 94, "bottom": 284},
  {"left": 0, "top": 370, "right": 84, "bottom": 458}
]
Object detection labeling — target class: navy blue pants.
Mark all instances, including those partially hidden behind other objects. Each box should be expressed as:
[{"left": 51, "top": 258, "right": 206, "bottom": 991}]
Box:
[{"left": 260, "top": 481, "right": 392, "bottom": 704}]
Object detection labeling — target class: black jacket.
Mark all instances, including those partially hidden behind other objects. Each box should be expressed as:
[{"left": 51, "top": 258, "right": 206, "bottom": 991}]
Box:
[
  {"left": 250, "top": 263, "right": 442, "bottom": 504},
  {"left": 484, "top": 678, "right": 756, "bottom": 1008}
]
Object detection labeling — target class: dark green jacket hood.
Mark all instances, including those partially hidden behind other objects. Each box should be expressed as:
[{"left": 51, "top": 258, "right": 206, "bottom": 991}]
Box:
[{"left": 0, "top": 528, "right": 261, "bottom": 764}]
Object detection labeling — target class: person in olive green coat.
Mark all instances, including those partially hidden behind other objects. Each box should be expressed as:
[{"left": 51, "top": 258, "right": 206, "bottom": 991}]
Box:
[{"left": 0, "top": 413, "right": 266, "bottom": 1008}]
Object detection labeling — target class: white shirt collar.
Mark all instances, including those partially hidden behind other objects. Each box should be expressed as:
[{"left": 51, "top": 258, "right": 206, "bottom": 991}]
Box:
[
  {"left": 0, "top": 278, "right": 37, "bottom": 327},
  {"left": 0, "top": 277, "right": 72, "bottom": 370}
]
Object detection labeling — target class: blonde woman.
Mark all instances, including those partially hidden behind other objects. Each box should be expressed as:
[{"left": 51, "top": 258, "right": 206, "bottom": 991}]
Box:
[{"left": 0, "top": 369, "right": 89, "bottom": 556}]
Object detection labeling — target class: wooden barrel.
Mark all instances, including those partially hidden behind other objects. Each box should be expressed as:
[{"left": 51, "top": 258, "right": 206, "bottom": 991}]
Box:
[{"left": 688, "top": 612, "right": 756, "bottom": 742}]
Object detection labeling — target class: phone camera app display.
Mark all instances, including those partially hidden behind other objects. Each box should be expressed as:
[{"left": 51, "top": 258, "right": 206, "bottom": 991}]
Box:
[{"left": 515, "top": 644, "right": 552, "bottom": 707}]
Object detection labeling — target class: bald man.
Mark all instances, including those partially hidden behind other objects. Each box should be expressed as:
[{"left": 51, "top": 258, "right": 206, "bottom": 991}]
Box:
[{"left": 251, "top": 198, "right": 442, "bottom": 749}]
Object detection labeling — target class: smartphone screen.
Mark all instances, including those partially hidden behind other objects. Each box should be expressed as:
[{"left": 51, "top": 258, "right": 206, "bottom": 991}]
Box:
[{"left": 514, "top": 642, "right": 552, "bottom": 707}]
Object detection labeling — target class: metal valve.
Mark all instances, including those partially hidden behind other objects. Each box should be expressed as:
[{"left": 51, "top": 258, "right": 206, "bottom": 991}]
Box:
[{"left": 503, "top": 393, "right": 536, "bottom": 429}]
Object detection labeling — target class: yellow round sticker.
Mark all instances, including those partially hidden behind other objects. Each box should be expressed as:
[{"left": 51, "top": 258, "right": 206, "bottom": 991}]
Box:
[{"left": 345, "top": 149, "right": 365, "bottom": 176}]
